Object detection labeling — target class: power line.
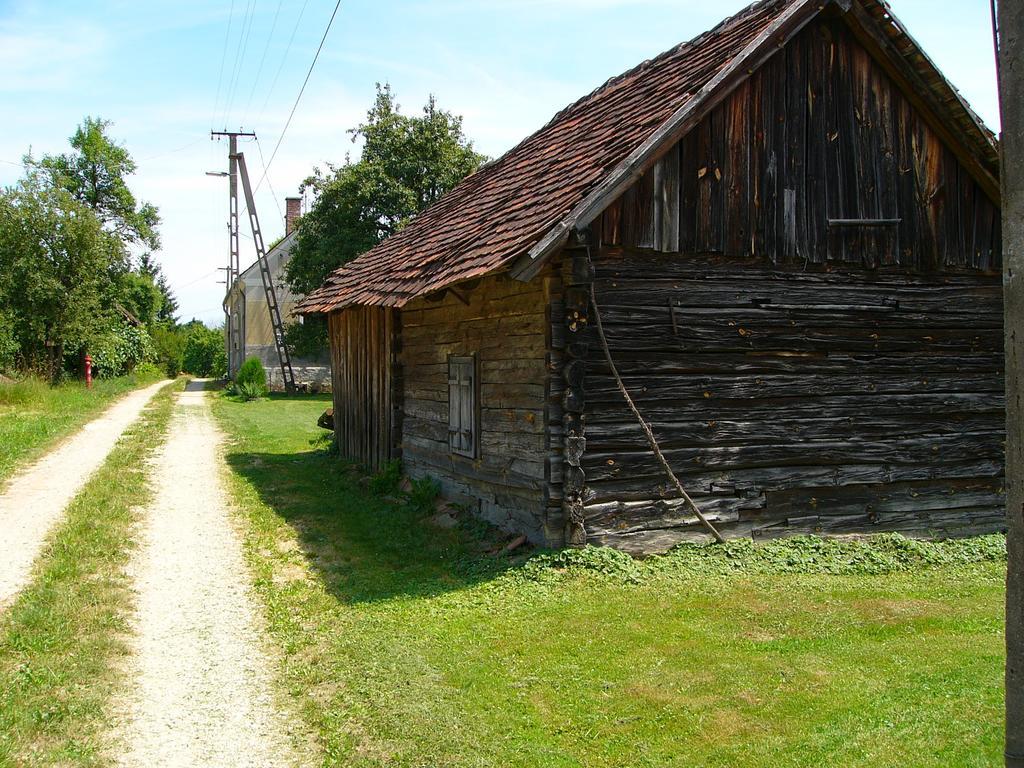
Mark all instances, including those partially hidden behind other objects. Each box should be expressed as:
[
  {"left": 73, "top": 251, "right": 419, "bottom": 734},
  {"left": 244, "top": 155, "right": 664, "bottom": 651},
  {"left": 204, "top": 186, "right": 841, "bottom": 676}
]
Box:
[
  {"left": 211, "top": 0, "right": 237, "bottom": 129},
  {"left": 137, "top": 138, "right": 206, "bottom": 164},
  {"left": 222, "top": 0, "right": 256, "bottom": 126},
  {"left": 257, "top": 0, "right": 311, "bottom": 126},
  {"left": 221, "top": 0, "right": 258, "bottom": 127},
  {"left": 255, "top": 0, "right": 343, "bottom": 192},
  {"left": 255, "top": 136, "right": 284, "bottom": 224},
  {"left": 175, "top": 268, "right": 221, "bottom": 290},
  {"left": 243, "top": 0, "right": 286, "bottom": 124},
  {"left": 223, "top": 0, "right": 258, "bottom": 126}
]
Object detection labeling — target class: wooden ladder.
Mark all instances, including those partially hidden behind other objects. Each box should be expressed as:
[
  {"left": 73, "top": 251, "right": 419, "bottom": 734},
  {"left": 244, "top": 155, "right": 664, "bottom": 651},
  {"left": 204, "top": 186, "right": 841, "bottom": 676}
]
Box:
[{"left": 233, "top": 151, "right": 296, "bottom": 393}]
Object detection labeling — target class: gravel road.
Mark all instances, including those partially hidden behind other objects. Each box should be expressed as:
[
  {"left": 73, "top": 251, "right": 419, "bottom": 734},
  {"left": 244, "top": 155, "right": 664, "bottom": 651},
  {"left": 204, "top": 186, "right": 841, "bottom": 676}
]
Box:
[
  {"left": 0, "top": 379, "right": 168, "bottom": 608},
  {"left": 114, "top": 382, "right": 302, "bottom": 767}
]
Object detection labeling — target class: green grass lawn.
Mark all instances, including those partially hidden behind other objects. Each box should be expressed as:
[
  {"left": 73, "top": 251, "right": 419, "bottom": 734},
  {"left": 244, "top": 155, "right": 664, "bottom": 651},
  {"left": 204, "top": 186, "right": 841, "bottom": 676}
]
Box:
[
  {"left": 212, "top": 393, "right": 1007, "bottom": 768},
  {"left": 0, "top": 371, "right": 165, "bottom": 486},
  {"left": 0, "top": 380, "right": 180, "bottom": 767}
]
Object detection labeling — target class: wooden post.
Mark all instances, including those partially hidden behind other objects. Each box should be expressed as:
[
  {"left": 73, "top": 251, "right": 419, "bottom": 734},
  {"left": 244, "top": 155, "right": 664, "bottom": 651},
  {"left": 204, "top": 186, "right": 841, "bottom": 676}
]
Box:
[
  {"left": 561, "top": 229, "right": 594, "bottom": 546},
  {"left": 998, "top": 1, "right": 1024, "bottom": 764}
]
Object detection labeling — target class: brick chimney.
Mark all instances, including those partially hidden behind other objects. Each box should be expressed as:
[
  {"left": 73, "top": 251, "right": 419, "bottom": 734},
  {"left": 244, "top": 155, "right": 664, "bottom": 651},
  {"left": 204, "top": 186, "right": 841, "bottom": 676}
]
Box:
[{"left": 285, "top": 196, "right": 302, "bottom": 235}]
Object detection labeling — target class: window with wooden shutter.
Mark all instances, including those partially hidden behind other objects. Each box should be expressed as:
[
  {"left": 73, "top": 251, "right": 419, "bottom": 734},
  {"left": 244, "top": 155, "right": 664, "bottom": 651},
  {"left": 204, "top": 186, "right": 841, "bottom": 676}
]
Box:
[{"left": 448, "top": 355, "right": 477, "bottom": 458}]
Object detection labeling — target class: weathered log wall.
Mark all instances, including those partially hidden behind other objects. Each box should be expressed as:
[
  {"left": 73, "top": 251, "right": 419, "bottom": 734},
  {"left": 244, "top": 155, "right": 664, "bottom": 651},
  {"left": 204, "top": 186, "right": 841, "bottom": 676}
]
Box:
[
  {"left": 549, "top": 240, "right": 597, "bottom": 547},
  {"left": 581, "top": 250, "right": 1005, "bottom": 553},
  {"left": 400, "top": 273, "right": 558, "bottom": 543},
  {"left": 328, "top": 306, "right": 399, "bottom": 471},
  {"left": 573, "top": 14, "right": 1005, "bottom": 553},
  {"left": 594, "top": 16, "right": 1001, "bottom": 273}
]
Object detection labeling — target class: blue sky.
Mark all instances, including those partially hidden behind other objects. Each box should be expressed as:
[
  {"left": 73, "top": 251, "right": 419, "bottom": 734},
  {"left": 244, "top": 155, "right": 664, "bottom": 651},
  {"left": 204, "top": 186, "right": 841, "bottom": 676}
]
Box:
[{"left": 0, "top": 0, "right": 1001, "bottom": 325}]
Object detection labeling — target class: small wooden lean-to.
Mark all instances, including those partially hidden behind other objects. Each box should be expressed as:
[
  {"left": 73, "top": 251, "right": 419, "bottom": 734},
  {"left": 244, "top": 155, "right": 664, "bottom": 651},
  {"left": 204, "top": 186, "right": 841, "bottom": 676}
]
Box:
[{"left": 298, "top": 0, "right": 1005, "bottom": 555}]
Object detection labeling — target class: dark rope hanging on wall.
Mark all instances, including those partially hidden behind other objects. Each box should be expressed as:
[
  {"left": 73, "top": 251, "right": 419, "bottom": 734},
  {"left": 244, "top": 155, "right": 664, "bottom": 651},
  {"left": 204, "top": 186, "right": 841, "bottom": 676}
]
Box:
[{"left": 589, "top": 283, "right": 726, "bottom": 544}]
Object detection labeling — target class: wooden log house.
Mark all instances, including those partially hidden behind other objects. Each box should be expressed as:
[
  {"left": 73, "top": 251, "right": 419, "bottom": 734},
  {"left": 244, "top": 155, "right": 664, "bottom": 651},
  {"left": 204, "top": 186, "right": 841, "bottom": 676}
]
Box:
[{"left": 298, "top": 0, "right": 1005, "bottom": 554}]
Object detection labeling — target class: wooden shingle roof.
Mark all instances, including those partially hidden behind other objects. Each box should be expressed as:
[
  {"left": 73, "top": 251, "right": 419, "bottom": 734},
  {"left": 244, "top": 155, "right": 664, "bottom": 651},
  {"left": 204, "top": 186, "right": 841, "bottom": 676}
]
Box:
[{"left": 298, "top": 0, "right": 998, "bottom": 314}]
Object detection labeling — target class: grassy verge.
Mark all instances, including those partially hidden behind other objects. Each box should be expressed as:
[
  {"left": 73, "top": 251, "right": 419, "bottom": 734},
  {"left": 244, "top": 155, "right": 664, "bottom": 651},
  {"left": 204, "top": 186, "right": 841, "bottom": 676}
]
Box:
[
  {"left": 213, "top": 393, "right": 1007, "bottom": 768},
  {"left": 0, "top": 370, "right": 166, "bottom": 486},
  {"left": 0, "top": 379, "right": 181, "bottom": 767}
]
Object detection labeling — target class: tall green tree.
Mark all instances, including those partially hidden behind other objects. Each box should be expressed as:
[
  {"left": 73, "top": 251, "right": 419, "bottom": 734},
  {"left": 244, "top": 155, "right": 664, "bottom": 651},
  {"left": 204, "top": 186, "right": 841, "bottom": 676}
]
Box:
[
  {"left": 182, "top": 323, "right": 226, "bottom": 377},
  {"left": 139, "top": 252, "right": 179, "bottom": 323},
  {"left": 37, "top": 117, "right": 161, "bottom": 250},
  {"left": 286, "top": 84, "right": 486, "bottom": 295},
  {"left": 0, "top": 170, "right": 117, "bottom": 375},
  {"left": 113, "top": 270, "right": 164, "bottom": 327},
  {"left": 0, "top": 117, "right": 166, "bottom": 378}
]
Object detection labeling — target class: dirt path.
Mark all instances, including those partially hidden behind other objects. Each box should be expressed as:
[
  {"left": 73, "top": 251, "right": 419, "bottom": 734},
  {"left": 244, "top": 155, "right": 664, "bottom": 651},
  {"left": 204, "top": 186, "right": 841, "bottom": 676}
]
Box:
[
  {"left": 0, "top": 378, "right": 169, "bottom": 608},
  {"left": 114, "top": 381, "right": 301, "bottom": 767}
]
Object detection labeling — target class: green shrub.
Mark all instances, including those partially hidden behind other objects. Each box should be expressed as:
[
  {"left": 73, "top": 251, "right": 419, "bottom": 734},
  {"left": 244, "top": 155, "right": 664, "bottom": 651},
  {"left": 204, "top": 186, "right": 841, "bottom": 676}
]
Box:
[
  {"left": 369, "top": 459, "right": 402, "bottom": 495},
  {"left": 236, "top": 356, "right": 267, "bottom": 388},
  {"left": 181, "top": 324, "right": 226, "bottom": 377},
  {"left": 131, "top": 362, "right": 165, "bottom": 382},
  {"left": 151, "top": 324, "right": 185, "bottom": 377},
  {"left": 234, "top": 380, "right": 266, "bottom": 401},
  {"left": 407, "top": 475, "right": 441, "bottom": 515},
  {"left": 231, "top": 356, "right": 268, "bottom": 399},
  {"left": 90, "top": 323, "right": 155, "bottom": 378}
]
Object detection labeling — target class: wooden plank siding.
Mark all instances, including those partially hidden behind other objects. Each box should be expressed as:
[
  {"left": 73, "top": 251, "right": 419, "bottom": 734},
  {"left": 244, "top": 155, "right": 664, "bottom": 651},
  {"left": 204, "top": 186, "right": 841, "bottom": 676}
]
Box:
[
  {"left": 580, "top": 250, "right": 1004, "bottom": 553},
  {"left": 570, "top": 17, "right": 1004, "bottom": 553},
  {"left": 328, "top": 307, "right": 398, "bottom": 471},
  {"left": 594, "top": 16, "right": 1001, "bottom": 273},
  {"left": 399, "top": 273, "right": 558, "bottom": 543}
]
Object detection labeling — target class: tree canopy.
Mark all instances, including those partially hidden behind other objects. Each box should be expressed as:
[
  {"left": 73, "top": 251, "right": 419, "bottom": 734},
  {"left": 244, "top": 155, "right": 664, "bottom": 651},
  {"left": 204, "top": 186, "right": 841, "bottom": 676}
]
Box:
[
  {"left": 0, "top": 117, "right": 179, "bottom": 378},
  {"left": 0, "top": 170, "right": 115, "bottom": 373},
  {"left": 285, "top": 85, "right": 486, "bottom": 295},
  {"left": 139, "top": 252, "right": 179, "bottom": 324},
  {"left": 37, "top": 117, "right": 161, "bottom": 250}
]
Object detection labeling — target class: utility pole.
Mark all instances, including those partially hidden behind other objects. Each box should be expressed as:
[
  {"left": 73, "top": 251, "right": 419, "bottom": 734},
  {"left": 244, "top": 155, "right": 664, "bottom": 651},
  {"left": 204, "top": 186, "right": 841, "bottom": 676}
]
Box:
[
  {"left": 998, "top": 0, "right": 1024, "bottom": 765},
  {"left": 211, "top": 130, "right": 255, "bottom": 376}
]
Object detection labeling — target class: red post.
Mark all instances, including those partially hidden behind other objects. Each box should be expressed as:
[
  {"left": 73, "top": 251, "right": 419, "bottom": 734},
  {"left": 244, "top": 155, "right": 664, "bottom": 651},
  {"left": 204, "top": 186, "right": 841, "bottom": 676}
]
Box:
[{"left": 84, "top": 354, "right": 93, "bottom": 389}]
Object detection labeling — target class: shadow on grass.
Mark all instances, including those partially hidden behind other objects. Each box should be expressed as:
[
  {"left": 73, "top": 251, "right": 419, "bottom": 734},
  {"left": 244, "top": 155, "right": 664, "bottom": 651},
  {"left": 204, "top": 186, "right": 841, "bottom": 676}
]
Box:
[
  {"left": 225, "top": 443, "right": 520, "bottom": 604},
  {"left": 264, "top": 392, "right": 333, "bottom": 403}
]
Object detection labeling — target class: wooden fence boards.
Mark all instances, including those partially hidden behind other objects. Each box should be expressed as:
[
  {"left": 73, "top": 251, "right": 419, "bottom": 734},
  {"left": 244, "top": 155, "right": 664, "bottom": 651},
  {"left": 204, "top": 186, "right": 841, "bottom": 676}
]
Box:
[{"left": 328, "top": 307, "right": 397, "bottom": 471}]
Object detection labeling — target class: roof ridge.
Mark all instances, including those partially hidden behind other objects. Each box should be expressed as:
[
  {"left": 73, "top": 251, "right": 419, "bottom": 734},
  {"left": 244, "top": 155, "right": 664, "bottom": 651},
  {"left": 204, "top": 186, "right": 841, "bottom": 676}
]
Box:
[
  {"left": 450, "top": 0, "right": 787, "bottom": 201},
  {"left": 538, "top": 0, "right": 778, "bottom": 132},
  {"left": 297, "top": 0, "right": 795, "bottom": 313}
]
